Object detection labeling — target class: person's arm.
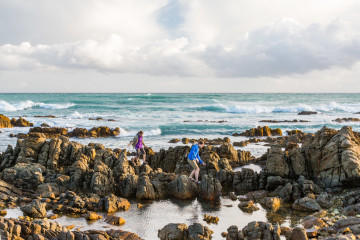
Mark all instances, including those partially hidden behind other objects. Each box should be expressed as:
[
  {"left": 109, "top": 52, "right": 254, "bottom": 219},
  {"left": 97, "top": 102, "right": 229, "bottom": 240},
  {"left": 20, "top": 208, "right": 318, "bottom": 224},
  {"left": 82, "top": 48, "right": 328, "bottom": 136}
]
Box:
[
  {"left": 142, "top": 139, "right": 147, "bottom": 148},
  {"left": 196, "top": 148, "right": 204, "bottom": 164}
]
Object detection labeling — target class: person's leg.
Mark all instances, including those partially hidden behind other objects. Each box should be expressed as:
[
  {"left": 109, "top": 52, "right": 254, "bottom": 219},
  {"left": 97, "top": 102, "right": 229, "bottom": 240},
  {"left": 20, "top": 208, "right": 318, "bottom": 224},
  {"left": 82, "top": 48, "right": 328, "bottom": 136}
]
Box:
[
  {"left": 134, "top": 148, "right": 140, "bottom": 163},
  {"left": 189, "top": 169, "right": 195, "bottom": 179},
  {"left": 142, "top": 148, "right": 146, "bottom": 163},
  {"left": 195, "top": 168, "right": 200, "bottom": 182}
]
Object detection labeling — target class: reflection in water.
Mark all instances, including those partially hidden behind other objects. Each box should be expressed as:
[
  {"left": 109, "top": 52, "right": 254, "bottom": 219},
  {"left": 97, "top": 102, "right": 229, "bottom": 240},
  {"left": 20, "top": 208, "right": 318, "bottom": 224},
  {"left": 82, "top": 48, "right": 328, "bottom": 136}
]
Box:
[
  {"left": 4, "top": 197, "right": 306, "bottom": 239},
  {"left": 234, "top": 164, "right": 263, "bottom": 173}
]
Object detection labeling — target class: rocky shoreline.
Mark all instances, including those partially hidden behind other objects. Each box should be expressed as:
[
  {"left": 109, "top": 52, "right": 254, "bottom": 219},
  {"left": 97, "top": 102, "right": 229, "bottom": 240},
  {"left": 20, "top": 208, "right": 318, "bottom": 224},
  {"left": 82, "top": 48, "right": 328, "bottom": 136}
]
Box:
[{"left": 0, "top": 123, "right": 360, "bottom": 239}]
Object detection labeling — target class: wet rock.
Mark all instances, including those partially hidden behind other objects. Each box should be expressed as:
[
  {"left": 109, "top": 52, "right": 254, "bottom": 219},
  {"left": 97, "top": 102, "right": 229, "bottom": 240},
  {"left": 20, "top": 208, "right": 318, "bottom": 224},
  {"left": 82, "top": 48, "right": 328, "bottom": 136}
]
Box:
[
  {"left": 169, "top": 139, "right": 181, "bottom": 143},
  {"left": 158, "top": 223, "right": 188, "bottom": 240},
  {"left": 84, "top": 212, "right": 102, "bottom": 221},
  {"left": 233, "top": 168, "right": 259, "bottom": 192},
  {"left": 292, "top": 197, "right": 322, "bottom": 212},
  {"left": 298, "top": 111, "right": 317, "bottom": 115},
  {"left": 291, "top": 227, "right": 308, "bottom": 240},
  {"left": 103, "top": 194, "right": 130, "bottom": 213},
  {"left": 260, "top": 197, "right": 281, "bottom": 212},
  {"left": 238, "top": 200, "right": 259, "bottom": 213},
  {"left": 20, "top": 199, "right": 47, "bottom": 218},
  {"left": 198, "top": 175, "right": 222, "bottom": 202},
  {"left": 168, "top": 175, "right": 198, "bottom": 200},
  {"left": 226, "top": 226, "right": 240, "bottom": 240},
  {"left": 241, "top": 221, "right": 281, "bottom": 239},
  {"left": 104, "top": 215, "right": 125, "bottom": 225},
  {"left": 203, "top": 214, "right": 219, "bottom": 224},
  {"left": 188, "top": 223, "right": 213, "bottom": 240}
]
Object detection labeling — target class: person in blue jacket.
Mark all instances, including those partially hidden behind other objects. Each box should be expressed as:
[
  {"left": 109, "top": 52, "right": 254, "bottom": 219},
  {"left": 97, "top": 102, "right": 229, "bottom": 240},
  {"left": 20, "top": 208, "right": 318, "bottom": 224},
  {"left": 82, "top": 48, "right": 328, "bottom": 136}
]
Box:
[{"left": 188, "top": 140, "right": 206, "bottom": 183}]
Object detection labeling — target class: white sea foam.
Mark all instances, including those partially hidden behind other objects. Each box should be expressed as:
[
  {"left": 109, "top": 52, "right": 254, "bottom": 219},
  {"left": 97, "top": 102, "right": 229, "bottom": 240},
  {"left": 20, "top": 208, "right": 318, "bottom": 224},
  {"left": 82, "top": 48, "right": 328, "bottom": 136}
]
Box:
[
  {"left": 119, "top": 128, "right": 162, "bottom": 137},
  {"left": 67, "top": 111, "right": 83, "bottom": 119},
  {"left": 201, "top": 102, "right": 360, "bottom": 114},
  {"left": 0, "top": 100, "right": 74, "bottom": 111}
]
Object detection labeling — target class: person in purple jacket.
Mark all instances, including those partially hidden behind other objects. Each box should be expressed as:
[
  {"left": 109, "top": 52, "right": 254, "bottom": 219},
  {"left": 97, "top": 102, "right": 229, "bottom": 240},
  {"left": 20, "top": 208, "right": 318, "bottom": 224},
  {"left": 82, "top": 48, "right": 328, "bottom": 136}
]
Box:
[
  {"left": 127, "top": 131, "right": 147, "bottom": 164},
  {"left": 188, "top": 140, "right": 206, "bottom": 183}
]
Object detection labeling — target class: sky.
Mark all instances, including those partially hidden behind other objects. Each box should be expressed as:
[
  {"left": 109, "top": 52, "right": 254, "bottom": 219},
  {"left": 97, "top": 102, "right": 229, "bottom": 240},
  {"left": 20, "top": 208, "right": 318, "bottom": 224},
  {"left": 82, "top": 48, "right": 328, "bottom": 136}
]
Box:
[{"left": 0, "top": 0, "right": 360, "bottom": 93}]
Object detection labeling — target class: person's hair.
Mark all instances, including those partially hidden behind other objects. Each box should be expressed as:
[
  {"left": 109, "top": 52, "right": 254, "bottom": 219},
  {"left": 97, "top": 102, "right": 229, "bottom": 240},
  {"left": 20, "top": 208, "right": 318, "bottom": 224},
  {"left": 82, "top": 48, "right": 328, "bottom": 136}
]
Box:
[
  {"left": 198, "top": 140, "right": 204, "bottom": 145},
  {"left": 138, "top": 131, "right": 143, "bottom": 136}
]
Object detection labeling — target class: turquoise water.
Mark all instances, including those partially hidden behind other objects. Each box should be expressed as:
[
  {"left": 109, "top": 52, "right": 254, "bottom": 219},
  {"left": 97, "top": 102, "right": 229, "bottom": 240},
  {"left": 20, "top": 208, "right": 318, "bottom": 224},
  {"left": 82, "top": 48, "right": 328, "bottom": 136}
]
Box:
[{"left": 1, "top": 93, "right": 360, "bottom": 152}]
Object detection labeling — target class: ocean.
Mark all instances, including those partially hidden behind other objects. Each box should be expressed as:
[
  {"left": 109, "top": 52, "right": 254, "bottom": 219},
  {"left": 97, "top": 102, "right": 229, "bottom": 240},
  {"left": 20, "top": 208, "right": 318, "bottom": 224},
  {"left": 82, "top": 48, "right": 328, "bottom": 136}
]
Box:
[{"left": 1, "top": 93, "right": 360, "bottom": 155}]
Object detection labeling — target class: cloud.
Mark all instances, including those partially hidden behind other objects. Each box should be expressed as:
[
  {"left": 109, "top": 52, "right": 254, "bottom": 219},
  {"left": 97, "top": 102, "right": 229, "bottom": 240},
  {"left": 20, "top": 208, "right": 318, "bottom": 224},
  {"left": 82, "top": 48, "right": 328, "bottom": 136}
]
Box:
[
  {"left": 1, "top": 18, "right": 360, "bottom": 78},
  {"left": 199, "top": 18, "right": 360, "bottom": 77}
]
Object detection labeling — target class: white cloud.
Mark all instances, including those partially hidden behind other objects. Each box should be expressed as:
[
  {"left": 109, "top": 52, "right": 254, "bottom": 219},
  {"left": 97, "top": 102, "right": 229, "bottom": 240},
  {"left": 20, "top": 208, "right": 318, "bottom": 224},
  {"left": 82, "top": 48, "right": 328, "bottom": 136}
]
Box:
[
  {"left": 0, "top": 18, "right": 359, "bottom": 78},
  {"left": 0, "top": 0, "right": 360, "bottom": 92}
]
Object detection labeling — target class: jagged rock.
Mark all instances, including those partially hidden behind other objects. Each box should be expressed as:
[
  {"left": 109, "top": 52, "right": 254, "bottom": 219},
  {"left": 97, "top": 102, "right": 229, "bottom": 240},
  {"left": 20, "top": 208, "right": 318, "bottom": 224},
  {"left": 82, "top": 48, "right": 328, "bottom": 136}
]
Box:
[
  {"left": 333, "top": 118, "right": 360, "bottom": 123},
  {"left": 20, "top": 199, "right": 47, "bottom": 218},
  {"left": 158, "top": 223, "right": 213, "bottom": 240},
  {"left": 236, "top": 126, "right": 282, "bottom": 137},
  {"left": 2, "top": 163, "right": 45, "bottom": 190},
  {"left": 168, "top": 175, "right": 198, "bottom": 200},
  {"left": 158, "top": 223, "right": 188, "bottom": 240},
  {"left": 0, "top": 115, "right": 13, "bottom": 128},
  {"left": 240, "top": 221, "right": 281, "bottom": 239},
  {"left": 266, "top": 176, "right": 284, "bottom": 190},
  {"left": 238, "top": 200, "right": 259, "bottom": 213},
  {"left": 233, "top": 168, "right": 259, "bottom": 192},
  {"left": 260, "top": 197, "right": 281, "bottom": 212},
  {"left": 118, "top": 174, "right": 138, "bottom": 198},
  {"left": 103, "top": 194, "right": 130, "bottom": 213},
  {"left": 37, "top": 183, "right": 60, "bottom": 198},
  {"left": 292, "top": 197, "right": 322, "bottom": 212},
  {"left": 198, "top": 175, "right": 222, "bottom": 202},
  {"left": 11, "top": 117, "right": 33, "bottom": 127},
  {"left": 29, "top": 127, "right": 68, "bottom": 139},
  {"left": 16, "top": 133, "right": 47, "bottom": 163},
  {"left": 226, "top": 226, "right": 240, "bottom": 240},
  {"left": 291, "top": 227, "right": 308, "bottom": 240},
  {"left": 68, "top": 126, "right": 120, "bottom": 138},
  {"left": 266, "top": 146, "right": 289, "bottom": 178},
  {"left": 84, "top": 212, "right": 102, "bottom": 221},
  {"left": 136, "top": 174, "right": 156, "bottom": 200},
  {"left": 104, "top": 215, "right": 125, "bottom": 225},
  {"left": 188, "top": 223, "right": 213, "bottom": 240}
]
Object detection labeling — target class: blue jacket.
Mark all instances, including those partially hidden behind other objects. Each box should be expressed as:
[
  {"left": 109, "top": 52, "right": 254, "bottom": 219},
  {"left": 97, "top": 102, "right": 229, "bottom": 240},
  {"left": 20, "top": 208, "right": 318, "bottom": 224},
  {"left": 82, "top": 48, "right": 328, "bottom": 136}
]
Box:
[{"left": 188, "top": 145, "right": 204, "bottom": 164}]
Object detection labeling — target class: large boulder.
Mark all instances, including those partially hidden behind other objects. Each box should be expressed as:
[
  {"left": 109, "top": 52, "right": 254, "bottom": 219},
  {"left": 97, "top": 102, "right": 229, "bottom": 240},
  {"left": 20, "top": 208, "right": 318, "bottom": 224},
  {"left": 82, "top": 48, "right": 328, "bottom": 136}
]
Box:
[
  {"left": 158, "top": 223, "right": 188, "bottom": 240},
  {"left": 102, "top": 194, "right": 130, "bottom": 213},
  {"left": 168, "top": 175, "right": 198, "bottom": 200},
  {"left": 0, "top": 114, "right": 13, "bottom": 128},
  {"left": 188, "top": 223, "right": 213, "bottom": 240},
  {"left": 20, "top": 199, "right": 47, "bottom": 218},
  {"left": 233, "top": 168, "right": 259, "bottom": 192},
  {"left": 16, "top": 133, "right": 47, "bottom": 163},
  {"left": 266, "top": 146, "right": 289, "bottom": 178},
  {"left": 292, "top": 197, "right": 322, "bottom": 212},
  {"left": 198, "top": 175, "right": 222, "bottom": 202},
  {"left": 136, "top": 174, "right": 156, "bottom": 200}
]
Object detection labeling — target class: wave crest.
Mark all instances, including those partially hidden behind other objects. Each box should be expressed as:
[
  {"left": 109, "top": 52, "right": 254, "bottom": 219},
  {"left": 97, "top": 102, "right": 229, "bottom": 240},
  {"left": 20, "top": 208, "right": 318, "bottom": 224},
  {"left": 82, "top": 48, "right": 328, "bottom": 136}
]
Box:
[
  {"left": 0, "top": 100, "right": 75, "bottom": 112},
  {"left": 199, "top": 102, "right": 360, "bottom": 114}
]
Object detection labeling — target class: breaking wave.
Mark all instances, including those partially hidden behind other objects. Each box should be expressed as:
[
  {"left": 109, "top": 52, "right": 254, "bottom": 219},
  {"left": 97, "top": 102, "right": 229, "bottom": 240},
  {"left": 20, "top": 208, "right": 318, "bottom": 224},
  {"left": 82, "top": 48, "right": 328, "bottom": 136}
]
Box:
[{"left": 0, "top": 100, "right": 75, "bottom": 111}]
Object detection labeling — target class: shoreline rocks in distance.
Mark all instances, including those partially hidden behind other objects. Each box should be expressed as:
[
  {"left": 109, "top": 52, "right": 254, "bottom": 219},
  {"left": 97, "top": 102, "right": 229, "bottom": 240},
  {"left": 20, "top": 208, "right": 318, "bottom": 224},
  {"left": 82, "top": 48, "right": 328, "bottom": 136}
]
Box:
[
  {"left": 298, "top": 111, "right": 317, "bottom": 115},
  {"left": 25, "top": 126, "right": 121, "bottom": 138},
  {"left": 232, "top": 126, "right": 282, "bottom": 137},
  {"left": 183, "top": 120, "right": 228, "bottom": 123},
  {"left": 0, "top": 114, "right": 33, "bottom": 128},
  {"left": 333, "top": 117, "right": 360, "bottom": 123},
  {"left": 259, "top": 119, "right": 310, "bottom": 123},
  {"left": 34, "top": 115, "right": 57, "bottom": 118}
]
